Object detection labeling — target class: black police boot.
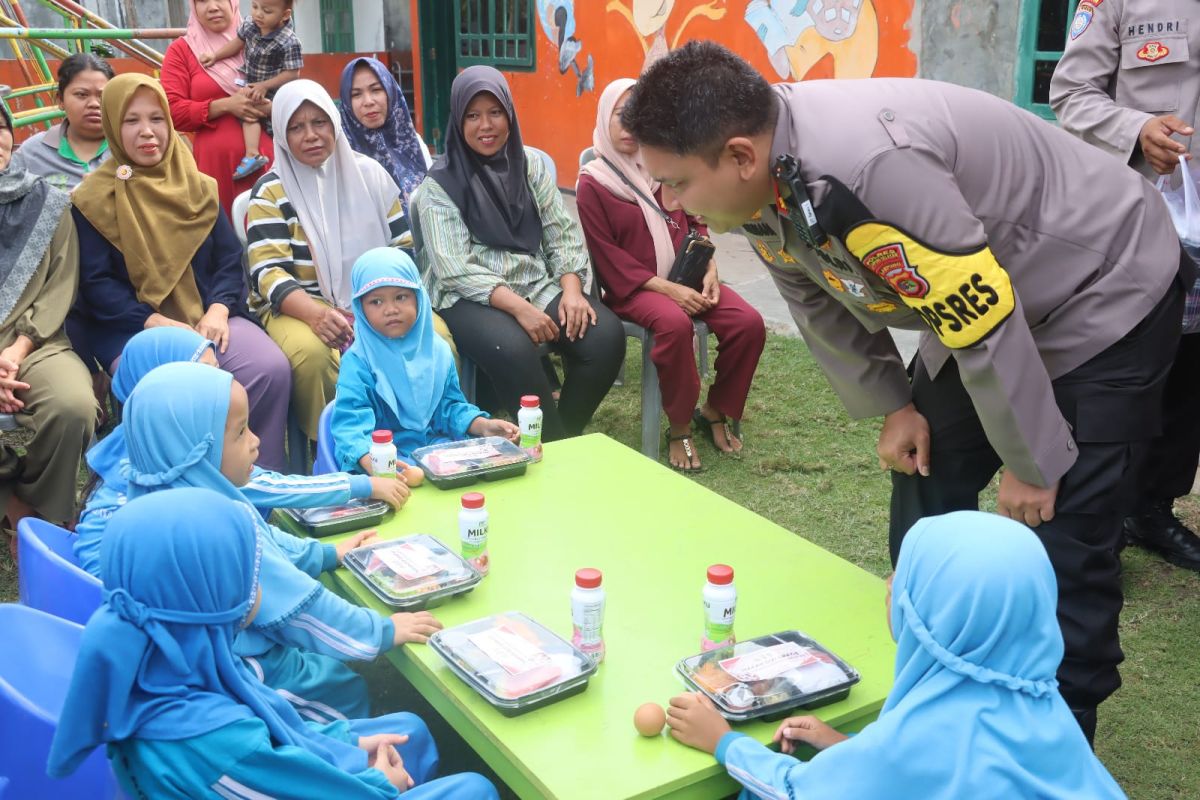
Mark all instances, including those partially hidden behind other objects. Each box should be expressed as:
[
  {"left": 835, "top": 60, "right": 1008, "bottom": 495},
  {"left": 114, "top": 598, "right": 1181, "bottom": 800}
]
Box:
[
  {"left": 1070, "top": 707, "right": 1098, "bottom": 748},
  {"left": 1123, "top": 500, "right": 1200, "bottom": 572}
]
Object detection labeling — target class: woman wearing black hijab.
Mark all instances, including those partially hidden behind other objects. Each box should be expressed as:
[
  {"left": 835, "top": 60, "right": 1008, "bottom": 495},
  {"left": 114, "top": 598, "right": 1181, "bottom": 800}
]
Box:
[{"left": 412, "top": 66, "right": 624, "bottom": 441}]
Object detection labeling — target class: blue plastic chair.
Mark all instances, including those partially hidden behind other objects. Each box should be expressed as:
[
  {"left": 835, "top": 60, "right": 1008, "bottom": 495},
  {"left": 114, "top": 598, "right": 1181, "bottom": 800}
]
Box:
[
  {"left": 17, "top": 519, "right": 103, "bottom": 627},
  {"left": 0, "top": 604, "right": 123, "bottom": 799},
  {"left": 312, "top": 401, "right": 337, "bottom": 475}
]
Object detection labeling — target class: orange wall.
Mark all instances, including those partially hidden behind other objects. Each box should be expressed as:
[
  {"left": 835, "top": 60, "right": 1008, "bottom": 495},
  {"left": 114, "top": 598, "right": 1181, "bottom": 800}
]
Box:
[
  {"left": 3, "top": 52, "right": 388, "bottom": 144},
  {"left": 414, "top": 0, "right": 916, "bottom": 188}
]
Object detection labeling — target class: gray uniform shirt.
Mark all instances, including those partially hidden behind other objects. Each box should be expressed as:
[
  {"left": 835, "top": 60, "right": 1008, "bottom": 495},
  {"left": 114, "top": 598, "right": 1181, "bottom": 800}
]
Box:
[
  {"left": 9, "top": 122, "right": 109, "bottom": 192},
  {"left": 751, "top": 79, "right": 1179, "bottom": 487},
  {"left": 1050, "top": 0, "right": 1199, "bottom": 179}
]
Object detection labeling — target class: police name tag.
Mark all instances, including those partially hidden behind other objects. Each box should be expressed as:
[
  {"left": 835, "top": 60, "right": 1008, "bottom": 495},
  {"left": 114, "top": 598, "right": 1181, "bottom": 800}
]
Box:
[{"left": 845, "top": 222, "right": 1015, "bottom": 349}]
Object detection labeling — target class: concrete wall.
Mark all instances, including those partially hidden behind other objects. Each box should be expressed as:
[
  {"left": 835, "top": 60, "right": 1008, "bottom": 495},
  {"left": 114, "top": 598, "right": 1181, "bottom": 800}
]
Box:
[{"left": 915, "top": 0, "right": 1021, "bottom": 98}]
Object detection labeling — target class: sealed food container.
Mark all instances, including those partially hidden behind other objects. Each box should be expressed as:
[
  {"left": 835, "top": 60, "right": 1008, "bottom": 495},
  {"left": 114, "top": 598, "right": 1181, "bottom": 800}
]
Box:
[
  {"left": 277, "top": 499, "right": 391, "bottom": 537},
  {"left": 343, "top": 534, "right": 481, "bottom": 610},
  {"left": 412, "top": 437, "right": 532, "bottom": 489},
  {"left": 430, "top": 612, "right": 598, "bottom": 716},
  {"left": 676, "top": 630, "right": 860, "bottom": 722}
]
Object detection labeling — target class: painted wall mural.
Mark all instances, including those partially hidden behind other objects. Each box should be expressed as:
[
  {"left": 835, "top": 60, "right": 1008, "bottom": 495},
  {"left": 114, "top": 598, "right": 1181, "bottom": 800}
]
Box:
[{"left": 503, "top": 0, "right": 917, "bottom": 184}]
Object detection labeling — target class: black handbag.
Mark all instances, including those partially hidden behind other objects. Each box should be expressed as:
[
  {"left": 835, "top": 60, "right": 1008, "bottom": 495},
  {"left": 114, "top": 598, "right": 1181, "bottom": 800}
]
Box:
[{"left": 599, "top": 156, "right": 715, "bottom": 292}]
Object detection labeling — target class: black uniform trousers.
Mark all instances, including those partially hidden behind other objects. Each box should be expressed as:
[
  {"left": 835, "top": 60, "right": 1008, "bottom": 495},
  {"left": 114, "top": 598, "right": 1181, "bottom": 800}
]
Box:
[
  {"left": 1135, "top": 328, "right": 1200, "bottom": 505},
  {"left": 888, "top": 277, "right": 1183, "bottom": 723}
]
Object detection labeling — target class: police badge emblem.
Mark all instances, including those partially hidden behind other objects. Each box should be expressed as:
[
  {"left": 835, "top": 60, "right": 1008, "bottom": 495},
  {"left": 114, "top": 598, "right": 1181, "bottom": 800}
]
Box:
[
  {"left": 1137, "top": 41, "right": 1170, "bottom": 62},
  {"left": 1070, "top": 0, "right": 1103, "bottom": 39}
]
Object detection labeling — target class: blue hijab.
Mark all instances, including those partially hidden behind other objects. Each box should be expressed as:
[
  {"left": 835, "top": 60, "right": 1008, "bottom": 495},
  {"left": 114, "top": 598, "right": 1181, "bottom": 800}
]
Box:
[
  {"left": 47, "top": 488, "right": 365, "bottom": 778},
  {"left": 770, "top": 512, "right": 1126, "bottom": 799},
  {"left": 121, "top": 362, "right": 321, "bottom": 631},
  {"left": 347, "top": 247, "right": 452, "bottom": 432},
  {"left": 339, "top": 57, "right": 427, "bottom": 211},
  {"left": 85, "top": 328, "right": 215, "bottom": 486}
]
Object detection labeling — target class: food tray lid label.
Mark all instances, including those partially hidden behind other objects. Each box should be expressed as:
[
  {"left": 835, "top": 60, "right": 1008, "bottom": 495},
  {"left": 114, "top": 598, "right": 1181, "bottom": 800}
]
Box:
[
  {"left": 374, "top": 541, "right": 442, "bottom": 582},
  {"left": 720, "top": 642, "right": 819, "bottom": 682},
  {"left": 468, "top": 626, "right": 553, "bottom": 676}
]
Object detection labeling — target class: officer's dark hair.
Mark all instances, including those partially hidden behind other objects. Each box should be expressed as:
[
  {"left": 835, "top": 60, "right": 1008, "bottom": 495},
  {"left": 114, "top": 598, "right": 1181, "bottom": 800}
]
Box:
[
  {"left": 621, "top": 40, "right": 777, "bottom": 165},
  {"left": 57, "top": 52, "right": 115, "bottom": 99}
]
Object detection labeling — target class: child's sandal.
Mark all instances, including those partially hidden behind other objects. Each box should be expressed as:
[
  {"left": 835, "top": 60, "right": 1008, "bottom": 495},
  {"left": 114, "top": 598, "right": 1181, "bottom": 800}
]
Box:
[{"left": 233, "top": 154, "right": 269, "bottom": 181}]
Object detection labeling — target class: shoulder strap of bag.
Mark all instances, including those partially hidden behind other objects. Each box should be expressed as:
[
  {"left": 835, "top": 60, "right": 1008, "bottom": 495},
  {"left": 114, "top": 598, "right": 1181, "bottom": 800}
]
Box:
[{"left": 598, "top": 154, "right": 683, "bottom": 231}]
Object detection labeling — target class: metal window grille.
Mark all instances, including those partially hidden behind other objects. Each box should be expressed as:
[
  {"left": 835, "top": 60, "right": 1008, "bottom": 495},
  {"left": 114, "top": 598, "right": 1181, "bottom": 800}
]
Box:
[
  {"left": 455, "top": 0, "right": 535, "bottom": 71},
  {"left": 320, "top": 0, "right": 355, "bottom": 53},
  {"left": 1014, "top": 0, "right": 1076, "bottom": 119}
]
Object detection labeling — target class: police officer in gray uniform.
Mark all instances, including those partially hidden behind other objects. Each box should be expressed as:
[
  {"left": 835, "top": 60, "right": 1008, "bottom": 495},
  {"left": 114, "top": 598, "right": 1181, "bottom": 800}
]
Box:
[
  {"left": 1051, "top": 0, "right": 1200, "bottom": 572},
  {"left": 623, "top": 41, "right": 1190, "bottom": 744}
]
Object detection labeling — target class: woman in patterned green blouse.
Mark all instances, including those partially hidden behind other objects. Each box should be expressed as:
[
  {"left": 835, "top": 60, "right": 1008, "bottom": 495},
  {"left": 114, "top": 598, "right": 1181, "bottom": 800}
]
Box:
[{"left": 411, "top": 67, "right": 625, "bottom": 441}]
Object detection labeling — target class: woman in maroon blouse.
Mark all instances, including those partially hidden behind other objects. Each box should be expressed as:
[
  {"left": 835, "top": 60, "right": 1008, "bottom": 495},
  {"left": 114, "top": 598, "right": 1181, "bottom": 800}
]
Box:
[
  {"left": 161, "top": 0, "right": 274, "bottom": 218},
  {"left": 576, "top": 78, "right": 765, "bottom": 471}
]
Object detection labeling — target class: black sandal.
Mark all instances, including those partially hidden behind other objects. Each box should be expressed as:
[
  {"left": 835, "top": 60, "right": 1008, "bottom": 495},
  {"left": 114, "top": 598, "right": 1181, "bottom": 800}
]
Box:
[
  {"left": 693, "top": 408, "right": 742, "bottom": 454},
  {"left": 665, "top": 431, "right": 702, "bottom": 473}
]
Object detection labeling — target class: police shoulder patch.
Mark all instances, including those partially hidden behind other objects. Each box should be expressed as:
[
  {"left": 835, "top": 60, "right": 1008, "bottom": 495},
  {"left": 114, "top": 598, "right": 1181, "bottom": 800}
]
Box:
[
  {"left": 1070, "top": 0, "right": 1103, "bottom": 39},
  {"left": 845, "top": 222, "right": 1015, "bottom": 349}
]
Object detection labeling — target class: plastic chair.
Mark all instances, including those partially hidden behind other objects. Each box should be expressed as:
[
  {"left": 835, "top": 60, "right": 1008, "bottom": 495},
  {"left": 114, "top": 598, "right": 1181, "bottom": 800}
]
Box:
[
  {"left": 578, "top": 147, "right": 730, "bottom": 460},
  {"left": 232, "top": 189, "right": 311, "bottom": 475},
  {"left": 312, "top": 401, "right": 337, "bottom": 475},
  {"left": 527, "top": 146, "right": 557, "bottom": 186},
  {"left": 17, "top": 519, "right": 102, "bottom": 627},
  {"left": 0, "top": 604, "right": 123, "bottom": 799}
]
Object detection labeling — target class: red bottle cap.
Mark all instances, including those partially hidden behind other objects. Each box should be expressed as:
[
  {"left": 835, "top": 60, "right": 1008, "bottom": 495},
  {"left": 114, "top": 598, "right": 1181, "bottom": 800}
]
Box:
[
  {"left": 520, "top": 395, "right": 541, "bottom": 408},
  {"left": 371, "top": 430, "right": 393, "bottom": 444},
  {"left": 460, "top": 492, "right": 485, "bottom": 509},
  {"left": 707, "top": 564, "right": 734, "bottom": 585},
  {"left": 575, "top": 568, "right": 602, "bottom": 589}
]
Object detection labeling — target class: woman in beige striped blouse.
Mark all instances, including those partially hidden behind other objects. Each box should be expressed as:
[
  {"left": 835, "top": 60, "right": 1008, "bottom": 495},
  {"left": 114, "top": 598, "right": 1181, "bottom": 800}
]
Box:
[
  {"left": 246, "top": 79, "right": 452, "bottom": 440},
  {"left": 412, "top": 67, "right": 625, "bottom": 441}
]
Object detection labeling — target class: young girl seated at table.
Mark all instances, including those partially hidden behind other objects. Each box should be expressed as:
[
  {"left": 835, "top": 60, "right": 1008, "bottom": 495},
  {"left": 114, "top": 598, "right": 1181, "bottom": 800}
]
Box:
[
  {"left": 118, "top": 360, "right": 441, "bottom": 721},
  {"left": 75, "top": 327, "right": 409, "bottom": 576},
  {"left": 332, "top": 248, "right": 519, "bottom": 475},
  {"left": 49, "top": 487, "right": 498, "bottom": 799},
  {"left": 664, "top": 511, "right": 1127, "bottom": 800}
]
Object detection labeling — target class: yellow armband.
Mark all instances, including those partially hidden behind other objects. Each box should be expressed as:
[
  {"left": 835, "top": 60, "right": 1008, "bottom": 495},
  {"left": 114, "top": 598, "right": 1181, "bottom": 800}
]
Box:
[{"left": 845, "top": 222, "right": 1015, "bottom": 349}]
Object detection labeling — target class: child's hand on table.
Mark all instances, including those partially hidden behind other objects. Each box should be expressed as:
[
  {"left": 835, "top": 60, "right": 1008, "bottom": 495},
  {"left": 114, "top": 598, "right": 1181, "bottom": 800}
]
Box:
[
  {"left": 370, "top": 475, "right": 411, "bottom": 509},
  {"left": 391, "top": 610, "right": 443, "bottom": 646},
  {"left": 335, "top": 530, "right": 379, "bottom": 563},
  {"left": 371, "top": 741, "right": 414, "bottom": 791},
  {"left": 470, "top": 417, "right": 520, "bottom": 443},
  {"left": 666, "top": 692, "right": 731, "bottom": 755},
  {"left": 772, "top": 715, "right": 848, "bottom": 753}
]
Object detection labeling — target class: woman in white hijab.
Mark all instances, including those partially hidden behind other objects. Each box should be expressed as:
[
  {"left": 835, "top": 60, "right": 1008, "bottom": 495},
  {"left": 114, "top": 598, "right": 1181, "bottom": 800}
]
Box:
[{"left": 244, "top": 79, "right": 452, "bottom": 441}]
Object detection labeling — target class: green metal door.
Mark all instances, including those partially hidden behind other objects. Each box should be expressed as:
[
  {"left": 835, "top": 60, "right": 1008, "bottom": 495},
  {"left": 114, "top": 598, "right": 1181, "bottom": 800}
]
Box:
[
  {"left": 319, "top": 0, "right": 355, "bottom": 53},
  {"left": 417, "top": 0, "right": 456, "bottom": 150}
]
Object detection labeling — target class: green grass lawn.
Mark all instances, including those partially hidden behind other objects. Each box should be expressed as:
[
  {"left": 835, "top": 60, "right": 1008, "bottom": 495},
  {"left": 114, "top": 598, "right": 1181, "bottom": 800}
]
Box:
[{"left": 2, "top": 333, "right": 1196, "bottom": 798}]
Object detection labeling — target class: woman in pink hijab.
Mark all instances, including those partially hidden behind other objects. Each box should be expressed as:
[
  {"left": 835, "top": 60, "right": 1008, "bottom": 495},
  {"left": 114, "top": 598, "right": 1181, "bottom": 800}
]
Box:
[
  {"left": 161, "top": 0, "right": 273, "bottom": 218},
  {"left": 576, "top": 78, "right": 765, "bottom": 472}
]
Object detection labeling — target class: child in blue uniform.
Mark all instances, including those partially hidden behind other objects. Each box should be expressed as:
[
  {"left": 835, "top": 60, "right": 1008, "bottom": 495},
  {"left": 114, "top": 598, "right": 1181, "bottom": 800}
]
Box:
[
  {"left": 76, "top": 327, "right": 410, "bottom": 575},
  {"left": 332, "top": 248, "right": 518, "bottom": 474},
  {"left": 120, "top": 361, "right": 441, "bottom": 722},
  {"left": 48, "top": 487, "right": 497, "bottom": 799},
  {"left": 664, "top": 512, "right": 1128, "bottom": 800}
]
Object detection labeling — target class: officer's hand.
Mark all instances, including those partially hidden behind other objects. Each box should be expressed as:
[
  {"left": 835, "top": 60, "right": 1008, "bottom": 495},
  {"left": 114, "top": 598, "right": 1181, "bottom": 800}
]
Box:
[
  {"left": 877, "top": 403, "right": 931, "bottom": 477},
  {"left": 1139, "top": 115, "right": 1194, "bottom": 175},
  {"left": 996, "top": 471, "right": 1058, "bottom": 528}
]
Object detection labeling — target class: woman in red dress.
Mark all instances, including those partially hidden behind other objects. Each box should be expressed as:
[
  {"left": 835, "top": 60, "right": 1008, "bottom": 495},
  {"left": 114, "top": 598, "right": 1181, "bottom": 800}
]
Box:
[{"left": 161, "top": 0, "right": 273, "bottom": 219}]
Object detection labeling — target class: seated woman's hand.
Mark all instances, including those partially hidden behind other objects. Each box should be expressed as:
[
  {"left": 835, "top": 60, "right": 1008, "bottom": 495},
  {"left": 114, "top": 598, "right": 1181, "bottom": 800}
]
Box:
[
  {"left": 470, "top": 416, "right": 520, "bottom": 443},
  {"left": 513, "top": 303, "right": 560, "bottom": 345},
  {"left": 218, "top": 92, "right": 264, "bottom": 124},
  {"left": 0, "top": 355, "right": 30, "bottom": 413},
  {"left": 666, "top": 691, "right": 732, "bottom": 754},
  {"left": 309, "top": 305, "right": 354, "bottom": 349},
  {"left": 391, "top": 610, "right": 444, "bottom": 646},
  {"left": 557, "top": 288, "right": 597, "bottom": 341},
  {"left": 663, "top": 282, "right": 712, "bottom": 316},
  {"left": 144, "top": 312, "right": 194, "bottom": 332},
  {"left": 701, "top": 262, "right": 721, "bottom": 306},
  {"left": 195, "top": 303, "right": 231, "bottom": 354},
  {"left": 772, "top": 715, "right": 849, "bottom": 754},
  {"left": 369, "top": 475, "right": 412, "bottom": 509},
  {"left": 335, "top": 529, "right": 379, "bottom": 564}
]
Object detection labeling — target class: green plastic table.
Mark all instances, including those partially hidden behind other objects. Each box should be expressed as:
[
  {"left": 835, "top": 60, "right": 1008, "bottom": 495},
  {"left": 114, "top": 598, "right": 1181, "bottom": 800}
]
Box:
[{"left": 303, "top": 433, "right": 895, "bottom": 800}]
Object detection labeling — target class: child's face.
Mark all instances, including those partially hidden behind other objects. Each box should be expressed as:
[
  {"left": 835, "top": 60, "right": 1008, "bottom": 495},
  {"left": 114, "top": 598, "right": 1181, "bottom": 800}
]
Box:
[
  {"left": 220, "top": 381, "right": 260, "bottom": 486},
  {"left": 362, "top": 285, "right": 419, "bottom": 339},
  {"left": 250, "top": 0, "right": 290, "bottom": 34}
]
